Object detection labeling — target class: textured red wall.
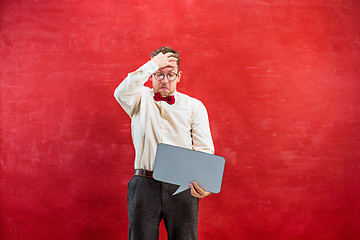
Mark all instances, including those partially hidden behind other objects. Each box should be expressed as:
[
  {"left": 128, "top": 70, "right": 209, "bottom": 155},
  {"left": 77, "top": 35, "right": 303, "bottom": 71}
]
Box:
[{"left": 1, "top": 0, "right": 360, "bottom": 239}]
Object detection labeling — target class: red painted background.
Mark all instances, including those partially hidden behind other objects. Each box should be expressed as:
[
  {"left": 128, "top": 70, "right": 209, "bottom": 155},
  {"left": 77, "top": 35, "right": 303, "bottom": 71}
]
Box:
[{"left": 1, "top": 0, "right": 360, "bottom": 239}]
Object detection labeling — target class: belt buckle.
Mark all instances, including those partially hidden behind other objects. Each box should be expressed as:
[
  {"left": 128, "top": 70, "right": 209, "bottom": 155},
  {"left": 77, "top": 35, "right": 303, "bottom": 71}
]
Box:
[{"left": 144, "top": 170, "right": 151, "bottom": 178}]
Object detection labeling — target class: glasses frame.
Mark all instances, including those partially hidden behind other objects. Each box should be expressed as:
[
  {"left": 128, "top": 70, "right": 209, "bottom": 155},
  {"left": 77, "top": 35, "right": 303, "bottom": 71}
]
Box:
[{"left": 153, "top": 71, "right": 179, "bottom": 81}]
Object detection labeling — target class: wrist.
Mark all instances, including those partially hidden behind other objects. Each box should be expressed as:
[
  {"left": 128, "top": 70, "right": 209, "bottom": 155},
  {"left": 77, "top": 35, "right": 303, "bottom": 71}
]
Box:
[{"left": 148, "top": 60, "right": 160, "bottom": 71}]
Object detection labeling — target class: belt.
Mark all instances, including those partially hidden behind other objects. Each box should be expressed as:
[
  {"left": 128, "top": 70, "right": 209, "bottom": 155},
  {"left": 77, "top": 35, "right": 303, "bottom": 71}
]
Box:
[{"left": 134, "top": 169, "right": 153, "bottom": 178}]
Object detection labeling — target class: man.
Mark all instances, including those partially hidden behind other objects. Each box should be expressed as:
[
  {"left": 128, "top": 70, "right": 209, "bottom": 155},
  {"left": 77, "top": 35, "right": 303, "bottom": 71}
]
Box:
[{"left": 114, "top": 46, "right": 214, "bottom": 240}]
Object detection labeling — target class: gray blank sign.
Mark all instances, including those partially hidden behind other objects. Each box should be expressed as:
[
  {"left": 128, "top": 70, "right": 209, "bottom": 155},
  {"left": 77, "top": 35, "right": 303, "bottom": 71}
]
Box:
[{"left": 153, "top": 143, "right": 225, "bottom": 195}]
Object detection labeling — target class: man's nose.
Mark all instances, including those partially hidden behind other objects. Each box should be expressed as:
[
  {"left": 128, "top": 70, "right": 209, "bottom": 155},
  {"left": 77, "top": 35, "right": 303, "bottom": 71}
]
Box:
[{"left": 160, "top": 77, "right": 169, "bottom": 83}]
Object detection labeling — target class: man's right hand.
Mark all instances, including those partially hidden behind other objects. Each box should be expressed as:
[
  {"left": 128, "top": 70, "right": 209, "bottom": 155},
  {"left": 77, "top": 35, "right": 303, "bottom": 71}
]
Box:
[{"left": 151, "top": 52, "right": 178, "bottom": 69}]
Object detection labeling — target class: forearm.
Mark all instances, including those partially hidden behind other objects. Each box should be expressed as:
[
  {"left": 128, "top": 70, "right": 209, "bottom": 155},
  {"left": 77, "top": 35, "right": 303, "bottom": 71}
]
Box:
[{"left": 114, "top": 60, "right": 159, "bottom": 116}]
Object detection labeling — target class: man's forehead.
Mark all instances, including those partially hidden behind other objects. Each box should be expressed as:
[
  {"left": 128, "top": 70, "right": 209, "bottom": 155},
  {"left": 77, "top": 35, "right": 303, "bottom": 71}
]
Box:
[{"left": 157, "top": 66, "right": 178, "bottom": 72}]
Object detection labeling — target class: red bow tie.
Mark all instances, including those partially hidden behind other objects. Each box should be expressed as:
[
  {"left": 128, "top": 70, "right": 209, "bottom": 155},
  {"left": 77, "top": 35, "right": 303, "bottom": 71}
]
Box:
[{"left": 154, "top": 92, "right": 175, "bottom": 105}]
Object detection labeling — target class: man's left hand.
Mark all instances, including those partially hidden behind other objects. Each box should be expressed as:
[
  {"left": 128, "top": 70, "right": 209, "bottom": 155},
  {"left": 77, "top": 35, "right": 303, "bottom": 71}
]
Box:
[{"left": 190, "top": 181, "right": 213, "bottom": 198}]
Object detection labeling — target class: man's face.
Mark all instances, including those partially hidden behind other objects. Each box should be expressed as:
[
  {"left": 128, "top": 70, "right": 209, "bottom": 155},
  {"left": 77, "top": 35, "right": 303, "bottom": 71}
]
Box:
[{"left": 151, "top": 66, "right": 182, "bottom": 97}]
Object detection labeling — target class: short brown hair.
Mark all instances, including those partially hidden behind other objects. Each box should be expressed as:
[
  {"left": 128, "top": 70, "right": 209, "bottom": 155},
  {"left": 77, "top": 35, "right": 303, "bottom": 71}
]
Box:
[{"left": 150, "top": 46, "right": 180, "bottom": 70}]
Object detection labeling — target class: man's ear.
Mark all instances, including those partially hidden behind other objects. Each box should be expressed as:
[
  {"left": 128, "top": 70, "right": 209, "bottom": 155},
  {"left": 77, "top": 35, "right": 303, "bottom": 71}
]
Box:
[{"left": 177, "top": 71, "right": 182, "bottom": 83}]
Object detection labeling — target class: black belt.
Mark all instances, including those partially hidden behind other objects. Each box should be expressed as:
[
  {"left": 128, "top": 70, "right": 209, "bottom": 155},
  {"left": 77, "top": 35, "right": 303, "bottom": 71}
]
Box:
[{"left": 134, "top": 169, "right": 153, "bottom": 178}]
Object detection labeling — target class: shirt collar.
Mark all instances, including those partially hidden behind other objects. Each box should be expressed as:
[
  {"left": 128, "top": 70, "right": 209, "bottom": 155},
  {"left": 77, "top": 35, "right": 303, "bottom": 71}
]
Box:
[{"left": 151, "top": 89, "right": 178, "bottom": 97}]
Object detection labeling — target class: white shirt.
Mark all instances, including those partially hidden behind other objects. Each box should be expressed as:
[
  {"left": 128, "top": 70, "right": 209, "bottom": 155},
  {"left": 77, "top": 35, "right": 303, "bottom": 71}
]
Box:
[{"left": 114, "top": 60, "right": 214, "bottom": 171}]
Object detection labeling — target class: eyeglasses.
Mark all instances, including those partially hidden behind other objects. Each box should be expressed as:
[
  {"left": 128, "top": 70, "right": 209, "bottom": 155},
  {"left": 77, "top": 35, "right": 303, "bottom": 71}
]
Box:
[{"left": 153, "top": 71, "right": 178, "bottom": 81}]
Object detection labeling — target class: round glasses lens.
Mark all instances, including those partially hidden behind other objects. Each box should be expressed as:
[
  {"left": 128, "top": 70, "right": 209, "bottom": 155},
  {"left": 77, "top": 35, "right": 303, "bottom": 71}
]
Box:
[
  {"left": 167, "top": 73, "right": 177, "bottom": 81},
  {"left": 154, "top": 73, "right": 164, "bottom": 80}
]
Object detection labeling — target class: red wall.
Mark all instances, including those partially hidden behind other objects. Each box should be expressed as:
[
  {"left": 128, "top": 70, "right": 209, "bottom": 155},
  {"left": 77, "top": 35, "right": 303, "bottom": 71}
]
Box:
[{"left": 1, "top": 0, "right": 360, "bottom": 239}]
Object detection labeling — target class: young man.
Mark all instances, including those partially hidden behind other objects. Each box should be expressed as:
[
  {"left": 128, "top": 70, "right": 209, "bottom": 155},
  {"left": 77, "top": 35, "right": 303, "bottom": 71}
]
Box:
[{"left": 114, "top": 46, "right": 214, "bottom": 240}]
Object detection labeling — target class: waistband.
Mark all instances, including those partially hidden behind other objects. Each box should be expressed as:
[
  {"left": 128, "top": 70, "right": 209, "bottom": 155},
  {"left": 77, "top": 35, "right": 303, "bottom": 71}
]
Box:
[{"left": 134, "top": 169, "right": 153, "bottom": 178}]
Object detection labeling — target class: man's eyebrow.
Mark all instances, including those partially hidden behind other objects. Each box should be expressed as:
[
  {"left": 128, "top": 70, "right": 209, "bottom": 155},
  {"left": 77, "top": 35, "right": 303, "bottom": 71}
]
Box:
[{"left": 156, "top": 69, "right": 177, "bottom": 74}]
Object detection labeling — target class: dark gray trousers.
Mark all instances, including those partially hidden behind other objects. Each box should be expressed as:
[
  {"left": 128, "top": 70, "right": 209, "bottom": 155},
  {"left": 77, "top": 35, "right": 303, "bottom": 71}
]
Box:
[{"left": 127, "top": 176, "right": 199, "bottom": 240}]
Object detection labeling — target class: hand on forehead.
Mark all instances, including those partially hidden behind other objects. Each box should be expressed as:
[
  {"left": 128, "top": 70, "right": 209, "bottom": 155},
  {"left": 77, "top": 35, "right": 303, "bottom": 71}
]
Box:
[{"left": 151, "top": 52, "right": 178, "bottom": 69}]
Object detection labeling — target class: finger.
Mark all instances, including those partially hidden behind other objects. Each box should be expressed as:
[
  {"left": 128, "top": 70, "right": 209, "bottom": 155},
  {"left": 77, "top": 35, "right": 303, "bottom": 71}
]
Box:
[
  {"left": 167, "top": 56, "right": 178, "bottom": 61},
  {"left": 190, "top": 183, "right": 198, "bottom": 193},
  {"left": 166, "top": 60, "right": 178, "bottom": 67},
  {"left": 191, "top": 189, "right": 202, "bottom": 198},
  {"left": 164, "top": 52, "right": 176, "bottom": 57},
  {"left": 166, "top": 61, "right": 177, "bottom": 66},
  {"left": 190, "top": 183, "right": 202, "bottom": 198},
  {"left": 193, "top": 181, "right": 212, "bottom": 197},
  {"left": 192, "top": 181, "right": 206, "bottom": 194}
]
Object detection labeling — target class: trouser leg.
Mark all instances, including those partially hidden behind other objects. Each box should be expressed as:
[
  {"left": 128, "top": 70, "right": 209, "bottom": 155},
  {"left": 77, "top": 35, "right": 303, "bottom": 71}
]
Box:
[
  {"left": 162, "top": 183, "right": 199, "bottom": 240},
  {"left": 127, "top": 176, "right": 162, "bottom": 240}
]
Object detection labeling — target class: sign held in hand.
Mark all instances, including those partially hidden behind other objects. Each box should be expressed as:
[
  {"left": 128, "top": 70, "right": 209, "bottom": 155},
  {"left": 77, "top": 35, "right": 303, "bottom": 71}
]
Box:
[{"left": 153, "top": 143, "right": 225, "bottom": 195}]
